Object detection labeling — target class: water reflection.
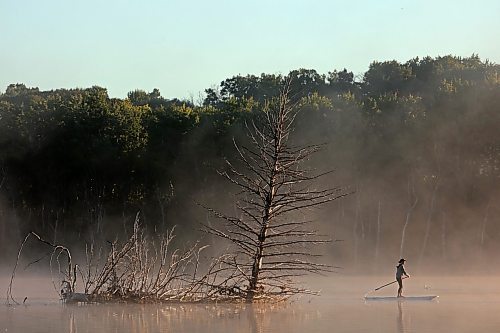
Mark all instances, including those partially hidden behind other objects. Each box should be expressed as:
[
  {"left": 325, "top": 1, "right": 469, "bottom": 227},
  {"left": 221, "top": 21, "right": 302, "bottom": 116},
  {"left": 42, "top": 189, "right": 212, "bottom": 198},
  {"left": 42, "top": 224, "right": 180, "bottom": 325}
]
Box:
[
  {"left": 397, "top": 300, "right": 404, "bottom": 333},
  {"left": 69, "top": 312, "right": 76, "bottom": 333},
  {"left": 6, "top": 276, "right": 500, "bottom": 333},
  {"left": 248, "top": 305, "right": 262, "bottom": 333},
  {"left": 58, "top": 302, "right": 314, "bottom": 333}
]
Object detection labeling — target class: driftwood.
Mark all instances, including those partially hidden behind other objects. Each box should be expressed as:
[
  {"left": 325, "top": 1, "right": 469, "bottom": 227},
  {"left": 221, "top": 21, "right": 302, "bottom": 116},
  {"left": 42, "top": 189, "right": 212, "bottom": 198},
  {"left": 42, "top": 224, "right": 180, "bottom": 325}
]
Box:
[
  {"left": 6, "top": 213, "right": 281, "bottom": 304},
  {"left": 7, "top": 231, "right": 76, "bottom": 305},
  {"left": 61, "top": 281, "right": 90, "bottom": 303}
]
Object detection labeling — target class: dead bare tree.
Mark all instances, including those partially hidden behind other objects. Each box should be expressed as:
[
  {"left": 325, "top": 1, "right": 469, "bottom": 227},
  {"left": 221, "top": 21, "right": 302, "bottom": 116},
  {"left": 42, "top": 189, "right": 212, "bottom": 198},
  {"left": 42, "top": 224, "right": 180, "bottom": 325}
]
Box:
[{"left": 203, "top": 84, "right": 347, "bottom": 302}]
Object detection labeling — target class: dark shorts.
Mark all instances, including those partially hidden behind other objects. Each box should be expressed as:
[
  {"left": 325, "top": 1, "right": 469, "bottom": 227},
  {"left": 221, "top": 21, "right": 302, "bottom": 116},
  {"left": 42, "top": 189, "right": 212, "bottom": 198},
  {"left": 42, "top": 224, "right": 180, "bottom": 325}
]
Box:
[{"left": 396, "top": 277, "right": 403, "bottom": 288}]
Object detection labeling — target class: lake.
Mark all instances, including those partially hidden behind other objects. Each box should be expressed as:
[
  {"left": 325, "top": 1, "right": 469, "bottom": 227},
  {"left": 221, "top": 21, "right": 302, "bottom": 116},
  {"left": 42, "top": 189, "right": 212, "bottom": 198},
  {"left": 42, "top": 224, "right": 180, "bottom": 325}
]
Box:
[{"left": 2, "top": 275, "right": 500, "bottom": 332}]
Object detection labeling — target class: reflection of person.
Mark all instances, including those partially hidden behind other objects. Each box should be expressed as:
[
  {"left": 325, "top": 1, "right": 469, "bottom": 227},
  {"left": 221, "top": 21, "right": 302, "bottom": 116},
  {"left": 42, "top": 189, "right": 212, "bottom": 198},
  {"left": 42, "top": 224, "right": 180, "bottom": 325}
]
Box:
[
  {"left": 396, "top": 259, "right": 410, "bottom": 297},
  {"left": 397, "top": 301, "right": 404, "bottom": 333}
]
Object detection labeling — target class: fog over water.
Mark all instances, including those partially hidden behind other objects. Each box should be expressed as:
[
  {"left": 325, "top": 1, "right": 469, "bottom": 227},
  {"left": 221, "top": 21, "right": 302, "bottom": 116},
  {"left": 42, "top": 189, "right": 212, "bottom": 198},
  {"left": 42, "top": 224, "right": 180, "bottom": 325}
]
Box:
[
  {"left": 3, "top": 275, "right": 500, "bottom": 332},
  {"left": 0, "top": 55, "right": 498, "bottom": 331}
]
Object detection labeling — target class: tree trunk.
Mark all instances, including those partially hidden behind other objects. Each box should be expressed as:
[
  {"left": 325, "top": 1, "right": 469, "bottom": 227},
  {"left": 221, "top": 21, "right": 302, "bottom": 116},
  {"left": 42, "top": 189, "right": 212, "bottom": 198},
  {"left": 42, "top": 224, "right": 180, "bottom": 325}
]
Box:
[
  {"left": 247, "top": 143, "right": 279, "bottom": 302},
  {"left": 353, "top": 189, "right": 360, "bottom": 267},
  {"left": 441, "top": 212, "right": 447, "bottom": 260},
  {"left": 480, "top": 201, "right": 491, "bottom": 260},
  {"left": 374, "top": 200, "right": 381, "bottom": 271},
  {"left": 400, "top": 177, "right": 418, "bottom": 258},
  {"left": 418, "top": 177, "right": 439, "bottom": 269}
]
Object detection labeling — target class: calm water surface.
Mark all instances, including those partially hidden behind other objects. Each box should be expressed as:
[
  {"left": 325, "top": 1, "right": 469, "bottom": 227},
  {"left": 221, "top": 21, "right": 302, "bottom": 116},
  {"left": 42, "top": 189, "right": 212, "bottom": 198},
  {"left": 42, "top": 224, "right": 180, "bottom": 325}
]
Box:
[{"left": 2, "top": 276, "right": 500, "bottom": 332}]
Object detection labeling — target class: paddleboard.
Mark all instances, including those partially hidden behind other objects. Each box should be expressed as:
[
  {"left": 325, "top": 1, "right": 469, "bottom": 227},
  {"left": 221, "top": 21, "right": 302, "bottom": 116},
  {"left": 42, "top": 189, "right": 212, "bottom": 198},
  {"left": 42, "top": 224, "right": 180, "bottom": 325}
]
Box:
[{"left": 364, "top": 295, "right": 438, "bottom": 301}]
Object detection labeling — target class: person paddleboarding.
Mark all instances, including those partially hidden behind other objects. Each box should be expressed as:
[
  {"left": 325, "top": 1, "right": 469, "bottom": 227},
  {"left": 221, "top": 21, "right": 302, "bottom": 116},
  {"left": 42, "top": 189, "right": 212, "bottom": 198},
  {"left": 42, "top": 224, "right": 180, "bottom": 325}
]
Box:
[{"left": 396, "top": 258, "right": 410, "bottom": 297}]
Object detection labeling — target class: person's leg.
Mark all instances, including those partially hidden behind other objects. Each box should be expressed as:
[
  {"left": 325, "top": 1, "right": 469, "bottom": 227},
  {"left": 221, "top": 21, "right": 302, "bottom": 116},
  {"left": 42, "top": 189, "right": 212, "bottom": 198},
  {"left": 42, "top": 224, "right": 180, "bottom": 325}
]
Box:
[{"left": 397, "top": 277, "right": 403, "bottom": 297}]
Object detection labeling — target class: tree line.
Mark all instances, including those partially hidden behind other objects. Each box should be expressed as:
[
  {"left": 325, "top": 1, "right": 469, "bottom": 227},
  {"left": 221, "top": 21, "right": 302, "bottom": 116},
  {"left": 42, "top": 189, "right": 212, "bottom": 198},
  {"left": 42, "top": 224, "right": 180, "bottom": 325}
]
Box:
[{"left": 1, "top": 54, "right": 499, "bottom": 270}]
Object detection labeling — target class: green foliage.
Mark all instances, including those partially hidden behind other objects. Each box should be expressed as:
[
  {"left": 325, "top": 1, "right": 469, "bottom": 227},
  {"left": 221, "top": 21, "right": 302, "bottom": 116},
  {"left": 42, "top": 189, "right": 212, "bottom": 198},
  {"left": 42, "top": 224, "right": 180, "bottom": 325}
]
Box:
[
  {"left": 0, "top": 54, "right": 498, "bottom": 241},
  {"left": 363, "top": 60, "right": 413, "bottom": 96}
]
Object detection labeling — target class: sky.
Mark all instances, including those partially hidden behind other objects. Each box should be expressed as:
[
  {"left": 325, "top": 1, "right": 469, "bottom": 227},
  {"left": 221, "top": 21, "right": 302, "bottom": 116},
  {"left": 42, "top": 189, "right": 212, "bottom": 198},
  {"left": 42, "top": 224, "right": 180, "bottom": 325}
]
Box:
[{"left": 1, "top": 0, "right": 499, "bottom": 100}]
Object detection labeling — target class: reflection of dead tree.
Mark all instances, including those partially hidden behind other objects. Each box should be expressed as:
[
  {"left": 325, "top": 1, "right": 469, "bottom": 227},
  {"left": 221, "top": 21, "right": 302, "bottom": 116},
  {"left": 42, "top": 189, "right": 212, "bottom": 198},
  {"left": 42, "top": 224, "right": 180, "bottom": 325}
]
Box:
[{"left": 203, "top": 85, "right": 347, "bottom": 302}]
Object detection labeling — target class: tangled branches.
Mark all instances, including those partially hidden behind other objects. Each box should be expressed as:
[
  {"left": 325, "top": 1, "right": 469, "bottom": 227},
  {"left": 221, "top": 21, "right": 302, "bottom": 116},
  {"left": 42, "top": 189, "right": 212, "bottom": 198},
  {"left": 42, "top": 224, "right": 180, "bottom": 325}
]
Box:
[
  {"left": 7, "top": 212, "right": 297, "bottom": 304},
  {"left": 6, "top": 86, "right": 343, "bottom": 305}
]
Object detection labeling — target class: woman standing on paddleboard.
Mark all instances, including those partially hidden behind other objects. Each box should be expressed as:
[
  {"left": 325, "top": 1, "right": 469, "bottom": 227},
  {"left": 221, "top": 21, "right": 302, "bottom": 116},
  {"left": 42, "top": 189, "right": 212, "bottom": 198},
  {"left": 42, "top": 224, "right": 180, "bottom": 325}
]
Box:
[{"left": 396, "top": 259, "right": 410, "bottom": 297}]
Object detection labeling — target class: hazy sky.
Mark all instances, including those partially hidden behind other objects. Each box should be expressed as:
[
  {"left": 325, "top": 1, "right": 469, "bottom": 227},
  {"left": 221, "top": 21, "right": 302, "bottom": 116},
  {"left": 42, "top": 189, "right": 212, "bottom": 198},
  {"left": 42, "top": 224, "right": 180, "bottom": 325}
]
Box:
[{"left": 1, "top": 0, "right": 499, "bottom": 99}]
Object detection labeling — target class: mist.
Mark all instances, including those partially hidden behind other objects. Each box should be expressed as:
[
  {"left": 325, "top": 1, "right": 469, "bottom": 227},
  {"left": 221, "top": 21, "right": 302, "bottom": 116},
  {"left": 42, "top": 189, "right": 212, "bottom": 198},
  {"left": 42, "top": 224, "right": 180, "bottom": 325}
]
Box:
[{"left": 0, "top": 55, "right": 498, "bottom": 278}]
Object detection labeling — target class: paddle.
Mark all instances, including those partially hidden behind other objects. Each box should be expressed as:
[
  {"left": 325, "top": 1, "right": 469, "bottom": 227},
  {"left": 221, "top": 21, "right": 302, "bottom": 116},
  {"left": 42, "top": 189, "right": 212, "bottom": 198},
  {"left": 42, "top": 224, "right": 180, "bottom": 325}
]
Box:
[{"left": 374, "top": 276, "right": 409, "bottom": 291}]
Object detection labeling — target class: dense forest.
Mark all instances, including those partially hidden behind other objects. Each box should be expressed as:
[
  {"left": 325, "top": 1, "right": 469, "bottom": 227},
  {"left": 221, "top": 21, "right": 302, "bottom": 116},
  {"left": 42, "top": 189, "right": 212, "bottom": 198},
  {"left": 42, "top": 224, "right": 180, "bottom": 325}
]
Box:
[{"left": 1, "top": 55, "right": 499, "bottom": 272}]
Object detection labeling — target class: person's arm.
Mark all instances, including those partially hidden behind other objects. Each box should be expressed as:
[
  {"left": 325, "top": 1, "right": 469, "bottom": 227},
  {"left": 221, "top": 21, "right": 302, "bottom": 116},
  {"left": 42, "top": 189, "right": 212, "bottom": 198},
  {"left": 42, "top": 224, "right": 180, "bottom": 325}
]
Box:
[{"left": 403, "top": 267, "right": 410, "bottom": 278}]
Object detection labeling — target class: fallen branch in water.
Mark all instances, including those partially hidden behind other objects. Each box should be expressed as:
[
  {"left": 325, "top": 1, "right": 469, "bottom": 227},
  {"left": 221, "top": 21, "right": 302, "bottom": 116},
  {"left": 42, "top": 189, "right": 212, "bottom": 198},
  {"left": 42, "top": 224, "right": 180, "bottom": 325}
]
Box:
[{"left": 7, "top": 231, "right": 76, "bottom": 305}]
